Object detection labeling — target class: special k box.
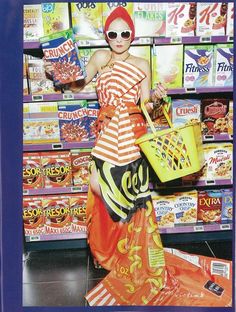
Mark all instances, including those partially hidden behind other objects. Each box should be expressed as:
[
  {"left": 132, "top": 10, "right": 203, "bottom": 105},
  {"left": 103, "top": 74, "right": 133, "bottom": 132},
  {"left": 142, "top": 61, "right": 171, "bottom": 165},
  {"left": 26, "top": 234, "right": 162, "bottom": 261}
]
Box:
[
  {"left": 197, "top": 190, "right": 222, "bottom": 223},
  {"left": 23, "top": 196, "right": 45, "bottom": 236},
  {"left": 69, "top": 193, "right": 87, "bottom": 233},
  {"left": 41, "top": 151, "right": 72, "bottom": 188},
  {"left": 173, "top": 190, "right": 198, "bottom": 224},
  {"left": 42, "top": 195, "right": 71, "bottom": 235},
  {"left": 71, "top": 149, "right": 92, "bottom": 187},
  {"left": 71, "top": 2, "right": 103, "bottom": 39},
  {"left": 23, "top": 152, "right": 43, "bottom": 189},
  {"left": 102, "top": 2, "right": 134, "bottom": 28},
  {"left": 213, "top": 44, "right": 233, "bottom": 87},
  {"left": 133, "top": 2, "right": 166, "bottom": 37},
  {"left": 152, "top": 194, "right": 175, "bottom": 228},
  {"left": 166, "top": 2, "right": 196, "bottom": 37},
  {"left": 226, "top": 2, "right": 234, "bottom": 36},
  {"left": 172, "top": 99, "right": 201, "bottom": 127},
  {"left": 196, "top": 3, "right": 228, "bottom": 36}
]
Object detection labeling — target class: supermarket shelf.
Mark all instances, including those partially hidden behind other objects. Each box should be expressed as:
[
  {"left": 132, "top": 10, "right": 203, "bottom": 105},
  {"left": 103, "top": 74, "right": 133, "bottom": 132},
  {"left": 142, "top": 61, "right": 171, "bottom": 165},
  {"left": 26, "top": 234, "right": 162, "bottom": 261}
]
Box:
[
  {"left": 167, "top": 86, "right": 233, "bottom": 95},
  {"left": 154, "top": 35, "right": 234, "bottom": 45},
  {"left": 23, "top": 92, "right": 97, "bottom": 102},
  {"left": 159, "top": 222, "right": 232, "bottom": 234},
  {"left": 23, "top": 185, "right": 88, "bottom": 196},
  {"left": 24, "top": 141, "right": 95, "bottom": 151},
  {"left": 181, "top": 179, "right": 233, "bottom": 187},
  {"left": 203, "top": 134, "right": 233, "bottom": 142},
  {"left": 25, "top": 232, "right": 87, "bottom": 243}
]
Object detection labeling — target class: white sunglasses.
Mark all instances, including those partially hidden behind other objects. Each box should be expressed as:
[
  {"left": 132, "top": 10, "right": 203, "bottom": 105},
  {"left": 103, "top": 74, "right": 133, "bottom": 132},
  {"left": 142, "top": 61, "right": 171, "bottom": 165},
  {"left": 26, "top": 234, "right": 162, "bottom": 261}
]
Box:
[{"left": 106, "top": 30, "right": 132, "bottom": 40}]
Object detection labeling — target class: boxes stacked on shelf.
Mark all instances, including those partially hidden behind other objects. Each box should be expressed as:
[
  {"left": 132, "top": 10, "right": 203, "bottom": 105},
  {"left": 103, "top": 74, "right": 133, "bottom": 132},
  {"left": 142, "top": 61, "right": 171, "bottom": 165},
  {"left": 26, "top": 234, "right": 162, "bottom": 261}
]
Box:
[
  {"left": 69, "top": 193, "right": 87, "bottom": 233},
  {"left": 23, "top": 4, "right": 44, "bottom": 41},
  {"left": 86, "top": 101, "right": 99, "bottom": 140},
  {"left": 221, "top": 189, "right": 233, "bottom": 222},
  {"left": 23, "top": 196, "right": 45, "bottom": 236},
  {"left": 172, "top": 99, "right": 201, "bottom": 127},
  {"left": 197, "top": 190, "right": 222, "bottom": 223},
  {"left": 23, "top": 152, "right": 44, "bottom": 189},
  {"left": 152, "top": 194, "right": 175, "bottom": 228},
  {"left": 213, "top": 44, "right": 233, "bottom": 87},
  {"left": 173, "top": 190, "right": 198, "bottom": 225},
  {"left": 226, "top": 3, "right": 234, "bottom": 36},
  {"left": 23, "top": 54, "right": 29, "bottom": 95},
  {"left": 71, "top": 149, "right": 92, "bottom": 187}
]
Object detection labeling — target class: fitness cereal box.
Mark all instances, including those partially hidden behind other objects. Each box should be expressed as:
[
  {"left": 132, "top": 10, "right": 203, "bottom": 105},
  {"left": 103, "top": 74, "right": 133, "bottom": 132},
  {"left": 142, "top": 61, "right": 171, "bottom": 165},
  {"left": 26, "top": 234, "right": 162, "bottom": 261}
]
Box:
[
  {"left": 184, "top": 45, "right": 214, "bottom": 88},
  {"left": 196, "top": 3, "right": 228, "bottom": 36},
  {"left": 221, "top": 189, "right": 233, "bottom": 221},
  {"left": 23, "top": 196, "right": 45, "bottom": 236},
  {"left": 152, "top": 45, "right": 183, "bottom": 89},
  {"left": 226, "top": 3, "right": 234, "bottom": 36},
  {"left": 23, "top": 152, "right": 43, "bottom": 189},
  {"left": 172, "top": 99, "right": 201, "bottom": 127},
  {"left": 42, "top": 195, "right": 72, "bottom": 235},
  {"left": 152, "top": 194, "right": 175, "bottom": 228},
  {"left": 41, "top": 151, "right": 72, "bottom": 188},
  {"left": 102, "top": 2, "right": 134, "bottom": 28},
  {"left": 69, "top": 193, "right": 87, "bottom": 233},
  {"left": 87, "top": 101, "right": 99, "bottom": 140},
  {"left": 40, "top": 29, "right": 86, "bottom": 86},
  {"left": 133, "top": 2, "right": 166, "bottom": 37},
  {"left": 213, "top": 44, "right": 233, "bottom": 87},
  {"left": 71, "top": 149, "right": 92, "bottom": 187},
  {"left": 173, "top": 190, "right": 198, "bottom": 224},
  {"left": 197, "top": 190, "right": 222, "bottom": 223},
  {"left": 24, "top": 4, "right": 44, "bottom": 41},
  {"left": 41, "top": 2, "right": 70, "bottom": 35},
  {"left": 71, "top": 2, "right": 103, "bottom": 39},
  {"left": 201, "top": 98, "right": 229, "bottom": 135},
  {"left": 227, "top": 100, "right": 233, "bottom": 135},
  {"left": 129, "top": 46, "right": 151, "bottom": 64},
  {"left": 166, "top": 2, "right": 196, "bottom": 37},
  {"left": 58, "top": 100, "right": 88, "bottom": 142}
]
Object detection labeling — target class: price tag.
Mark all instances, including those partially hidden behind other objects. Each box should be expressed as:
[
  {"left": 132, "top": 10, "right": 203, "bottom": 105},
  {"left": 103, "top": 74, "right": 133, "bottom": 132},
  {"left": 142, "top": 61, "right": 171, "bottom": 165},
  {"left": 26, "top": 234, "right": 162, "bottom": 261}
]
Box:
[
  {"left": 29, "top": 236, "right": 40, "bottom": 242},
  {"left": 194, "top": 225, "right": 204, "bottom": 232},
  {"left": 171, "top": 37, "right": 182, "bottom": 44},
  {"left": 185, "top": 88, "right": 196, "bottom": 93},
  {"left": 63, "top": 93, "right": 74, "bottom": 100},
  {"left": 52, "top": 143, "right": 63, "bottom": 150},
  {"left": 228, "top": 36, "right": 234, "bottom": 42},
  {"left": 229, "top": 135, "right": 233, "bottom": 140},
  {"left": 23, "top": 189, "right": 29, "bottom": 195},
  {"left": 139, "top": 37, "right": 151, "bottom": 44},
  {"left": 32, "top": 95, "right": 43, "bottom": 101},
  {"left": 203, "top": 135, "right": 214, "bottom": 141},
  {"left": 78, "top": 40, "right": 91, "bottom": 46},
  {"left": 206, "top": 180, "right": 215, "bottom": 185},
  {"left": 71, "top": 186, "right": 82, "bottom": 192},
  {"left": 200, "top": 36, "right": 211, "bottom": 43},
  {"left": 220, "top": 224, "right": 231, "bottom": 230}
]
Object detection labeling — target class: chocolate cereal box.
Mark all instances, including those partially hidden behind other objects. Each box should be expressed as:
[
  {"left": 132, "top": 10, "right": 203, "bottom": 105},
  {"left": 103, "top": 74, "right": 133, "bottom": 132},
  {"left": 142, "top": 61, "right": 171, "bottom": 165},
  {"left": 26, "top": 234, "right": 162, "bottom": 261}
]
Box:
[
  {"left": 69, "top": 193, "right": 87, "bottom": 233},
  {"left": 71, "top": 2, "right": 103, "bottom": 40},
  {"left": 23, "top": 196, "right": 45, "bottom": 236},
  {"left": 152, "top": 194, "right": 175, "bottom": 228},
  {"left": 71, "top": 149, "right": 92, "bottom": 187},
  {"left": 166, "top": 2, "right": 196, "bottom": 37},
  {"left": 197, "top": 190, "right": 222, "bottom": 223},
  {"left": 213, "top": 44, "right": 233, "bottom": 87},
  {"left": 172, "top": 99, "right": 201, "bottom": 127},
  {"left": 24, "top": 4, "right": 44, "bottom": 41},
  {"left": 221, "top": 189, "right": 233, "bottom": 221},
  {"left": 133, "top": 2, "right": 166, "bottom": 37},
  {"left": 102, "top": 2, "right": 134, "bottom": 28},
  {"left": 226, "top": 3, "right": 234, "bottom": 36},
  {"left": 23, "top": 152, "right": 43, "bottom": 189},
  {"left": 173, "top": 190, "right": 198, "bottom": 224}
]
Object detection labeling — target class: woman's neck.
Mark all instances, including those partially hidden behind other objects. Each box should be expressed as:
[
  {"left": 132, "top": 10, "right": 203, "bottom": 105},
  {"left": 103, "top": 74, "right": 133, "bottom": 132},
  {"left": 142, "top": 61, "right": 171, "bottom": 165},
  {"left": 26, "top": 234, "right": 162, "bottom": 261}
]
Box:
[{"left": 111, "top": 51, "right": 130, "bottom": 61}]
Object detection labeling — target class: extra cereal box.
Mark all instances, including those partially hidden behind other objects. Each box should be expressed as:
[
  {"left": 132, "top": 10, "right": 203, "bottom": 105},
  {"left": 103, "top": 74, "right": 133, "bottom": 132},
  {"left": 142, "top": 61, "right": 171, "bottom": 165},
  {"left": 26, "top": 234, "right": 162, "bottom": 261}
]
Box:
[
  {"left": 23, "top": 196, "right": 45, "bottom": 236},
  {"left": 71, "top": 2, "right": 103, "bottom": 39},
  {"left": 201, "top": 98, "right": 229, "bottom": 135},
  {"left": 152, "top": 194, "right": 175, "bottom": 228},
  {"left": 71, "top": 149, "right": 92, "bottom": 187},
  {"left": 197, "top": 190, "right": 222, "bottom": 223},
  {"left": 24, "top": 4, "right": 44, "bottom": 41},
  {"left": 133, "top": 2, "right": 166, "bottom": 37},
  {"left": 152, "top": 45, "right": 183, "bottom": 89},
  {"left": 226, "top": 2, "right": 234, "bottom": 36},
  {"left": 173, "top": 190, "right": 198, "bottom": 224},
  {"left": 41, "top": 2, "right": 70, "bottom": 35},
  {"left": 184, "top": 45, "right": 214, "bottom": 87},
  {"left": 69, "top": 193, "right": 87, "bottom": 233},
  {"left": 196, "top": 3, "right": 228, "bottom": 36},
  {"left": 221, "top": 189, "right": 233, "bottom": 221},
  {"left": 42, "top": 195, "right": 71, "bottom": 235},
  {"left": 213, "top": 44, "right": 233, "bottom": 87},
  {"left": 23, "top": 152, "right": 43, "bottom": 189},
  {"left": 87, "top": 101, "right": 99, "bottom": 140},
  {"left": 40, "top": 29, "right": 86, "bottom": 86},
  {"left": 172, "top": 99, "right": 201, "bottom": 127},
  {"left": 41, "top": 151, "right": 72, "bottom": 188},
  {"left": 102, "top": 2, "right": 134, "bottom": 28},
  {"left": 166, "top": 2, "right": 196, "bottom": 37},
  {"left": 58, "top": 100, "right": 88, "bottom": 142}
]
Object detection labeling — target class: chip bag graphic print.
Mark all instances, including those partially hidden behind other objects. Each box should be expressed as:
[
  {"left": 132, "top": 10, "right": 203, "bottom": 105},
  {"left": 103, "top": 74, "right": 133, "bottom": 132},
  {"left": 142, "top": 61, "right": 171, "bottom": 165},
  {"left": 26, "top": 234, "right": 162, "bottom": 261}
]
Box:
[{"left": 40, "top": 29, "right": 86, "bottom": 85}]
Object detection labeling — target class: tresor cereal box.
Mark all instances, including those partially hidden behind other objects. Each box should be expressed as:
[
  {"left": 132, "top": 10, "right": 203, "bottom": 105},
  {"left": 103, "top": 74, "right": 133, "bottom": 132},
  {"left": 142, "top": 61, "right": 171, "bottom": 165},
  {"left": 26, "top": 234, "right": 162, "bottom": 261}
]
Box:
[
  {"left": 71, "top": 149, "right": 92, "bottom": 187},
  {"left": 23, "top": 152, "right": 43, "bottom": 189},
  {"left": 226, "top": 3, "right": 234, "bottom": 36},
  {"left": 23, "top": 196, "right": 45, "bottom": 236},
  {"left": 172, "top": 99, "right": 201, "bottom": 127},
  {"left": 184, "top": 45, "right": 214, "bottom": 88},
  {"left": 24, "top": 4, "right": 44, "bottom": 41},
  {"left": 197, "top": 190, "right": 222, "bottom": 223},
  {"left": 152, "top": 194, "right": 175, "bottom": 228},
  {"left": 173, "top": 190, "right": 198, "bottom": 224},
  {"left": 214, "top": 44, "right": 233, "bottom": 87},
  {"left": 221, "top": 189, "right": 233, "bottom": 221},
  {"left": 70, "top": 194, "right": 87, "bottom": 233}
]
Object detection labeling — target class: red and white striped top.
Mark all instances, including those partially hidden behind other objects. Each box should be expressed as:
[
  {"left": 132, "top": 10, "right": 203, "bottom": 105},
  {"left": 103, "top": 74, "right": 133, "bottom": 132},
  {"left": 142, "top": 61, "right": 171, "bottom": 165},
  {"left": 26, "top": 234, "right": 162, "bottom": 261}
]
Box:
[{"left": 91, "top": 61, "right": 146, "bottom": 166}]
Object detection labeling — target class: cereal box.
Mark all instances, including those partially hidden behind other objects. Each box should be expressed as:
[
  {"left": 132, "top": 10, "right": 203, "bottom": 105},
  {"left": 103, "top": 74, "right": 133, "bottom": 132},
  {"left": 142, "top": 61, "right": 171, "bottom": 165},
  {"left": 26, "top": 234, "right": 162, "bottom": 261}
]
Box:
[
  {"left": 173, "top": 190, "right": 198, "bottom": 224},
  {"left": 196, "top": 3, "right": 228, "bottom": 36},
  {"left": 71, "top": 2, "right": 103, "bottom": 39},
  {"left": 23, "top": 54, "right": 29, "bottom": 95},
  {"left": 221, "top": 189, "right": 233, "bottom": 221},
  {"left": 24, "top": 4, "right": 44, "bottom": 41},
  {"left": 152, "top": 45, "right": 183, "bottom": 89},
  {"left": 102, "top": 2, "right": 134, "bottom": 28},
  {"left": 41, "top": 2, "right": 70, "bottom": 35},
  {"left": 71, "top": 149, "right": 92, "bottom": 187},
  {"left": 166, "top": 2, "right": 196, "bottom": 37},
  {"left": 152, "top": 194, "right": 175, "bottom": 228},
  {"left": 133, "top": 2, "right": 166, "bottom": 37},
  {"left": 129, "top": 46, "right": 151, "bottom": 63},
  {"left": 69, "top": 193, "right": 87, "bottom": 233},
  {"left": 184, "top": 45, "right": 214, "bottom": 87},
  {"left": 23, "top": 196, "right": 45, "bottom": 236},
  {"left": 197, "top": 190, "right": 222, "bottom": 223},
  {"left": 42, "top": 195, "right": 71, "bottom": 235},
  {"left": 226, "top": 3, "right": 234, "bottom": 36},
  {"left": 87, "top": 101, "right": 99, "bottom": 140},
  {"left": 58, "top": 100, "right": 88, "bottom": 142},
  {"left": 201, "top": 98, "right": 229, "bottom": 135},
  {"left": 40, "top": 29, "right": 86, "bottom": 86},
  {"left": 23, "top": 152, "right": 43, "bottom": 189},
  {"left": 213, "top": 44, "right": 233, "bottom": 87},
  {"left": 29, "top": 101, "right": 58, "bottom": 114},
  {"left": 41, "top": 151, "right": 72, "bottom": 188},
  {"left": 172, "top": 99, "right": 201, "bottom": 127},
  {"left": 227, "top": 100, "right": 233, "bottom": 135}
]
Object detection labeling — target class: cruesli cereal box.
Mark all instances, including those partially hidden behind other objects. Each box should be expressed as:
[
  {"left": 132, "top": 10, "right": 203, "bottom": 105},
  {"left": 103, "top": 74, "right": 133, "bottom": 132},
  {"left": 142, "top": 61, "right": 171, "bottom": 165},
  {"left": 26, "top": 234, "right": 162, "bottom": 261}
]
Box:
[
  {"left": 24, "top": 4, "right": 44, "bottom": 41},
  {"left": 172, "top": 99, "right": 201, "bottom": 127},
  {"left": 221, "top": 188, "right": 233, "bottom": 221},
  {"left": 184, "top": 45, "right": 214, "bottom": 88},
  {"left": 197, "top": 190, "right": 222, "bottom": 223},
  {"left": 102, "top": 2, "right": 134, "bottom": 28},
  {"left": 196, "top": 3, "right": 228, "bottom": 36},
  {"left": 166, "top": 2, "right": 196, "bottom": 37},
  {"left": 133, "top": 2, "right": 166, "bottom": 37},
  {"left": 173, "top": 190, "right": 198, "bottom": 224},
  {"left": 23, "top": 196, "right": 45, "bottom": 236},
  {"left": 71, "top": 2, "right": 103, "bottom": 40},
  {"left": 69, "top": 193, "right": 87, "bottom": 233},
  {"left": 152, "top": 193, "right": 175, "bottom": 228},
  {"left": 42, "top": 195, "right": 71, "bottom": 235},
  {"left": 226, "top": 2, "right": 234, "bottom": 36},
  {"left": 23, "top": 152, "right": 43, "bottom": 189},
  {"left": 213, "top": 44, "right": 233, "bottom": 87},
  {"left": 41, "top": 151, "right": 72, "bottom": 188},
  {"left": 71, "top": 149, "right": 92, "bottom": 187}
]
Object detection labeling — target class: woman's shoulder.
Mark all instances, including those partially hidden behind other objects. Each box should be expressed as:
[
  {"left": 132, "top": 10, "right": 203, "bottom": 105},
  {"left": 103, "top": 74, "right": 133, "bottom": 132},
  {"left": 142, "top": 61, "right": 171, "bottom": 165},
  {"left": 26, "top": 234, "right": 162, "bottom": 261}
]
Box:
[
  {"left": 129, "top": 55, "right": 150, "bottom": 73},
  {"left": 91, "top": 49, "right": 111, "bottom": 63}
]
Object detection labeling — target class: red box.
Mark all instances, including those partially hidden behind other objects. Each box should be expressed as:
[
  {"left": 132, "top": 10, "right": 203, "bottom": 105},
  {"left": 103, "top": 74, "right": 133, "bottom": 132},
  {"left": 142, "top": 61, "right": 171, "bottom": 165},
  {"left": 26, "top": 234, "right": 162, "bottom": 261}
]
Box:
[
  {"left": 23, "top": 152, "right": 43, "bottom": 189},
  {"left": 71, "top": 149, "right": 91, "bottom": 187},
  {"left": 197, "top": 190, "right": 222, "bottom": 223},
  {"left": 69, "top": 193, "right": 87, "bottom": 233},
  {"left": 23, "top": 196, "right": 44, "bottom": 236}
]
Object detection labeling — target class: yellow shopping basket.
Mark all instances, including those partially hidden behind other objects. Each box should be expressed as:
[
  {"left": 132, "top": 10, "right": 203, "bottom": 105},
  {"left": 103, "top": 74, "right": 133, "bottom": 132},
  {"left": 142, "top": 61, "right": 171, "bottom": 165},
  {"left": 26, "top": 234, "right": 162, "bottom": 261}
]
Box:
[{"left": 135, "top": 101, "right": 204, "bottom": 182}]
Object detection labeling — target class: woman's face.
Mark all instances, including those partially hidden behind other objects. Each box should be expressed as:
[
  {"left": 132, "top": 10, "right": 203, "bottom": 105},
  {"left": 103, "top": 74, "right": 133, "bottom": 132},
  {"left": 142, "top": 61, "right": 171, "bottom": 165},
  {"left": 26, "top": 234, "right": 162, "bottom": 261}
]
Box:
[{"left": 107, "top": 18, "right": 132, "bottom": 54}]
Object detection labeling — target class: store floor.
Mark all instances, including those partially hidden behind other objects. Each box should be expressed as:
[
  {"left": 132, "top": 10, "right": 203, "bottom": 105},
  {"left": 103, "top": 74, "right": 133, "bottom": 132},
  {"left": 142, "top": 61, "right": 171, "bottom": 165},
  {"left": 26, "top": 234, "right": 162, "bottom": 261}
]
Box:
[{"left": 23, "top": 240, "right": 232, "bottom": 306}]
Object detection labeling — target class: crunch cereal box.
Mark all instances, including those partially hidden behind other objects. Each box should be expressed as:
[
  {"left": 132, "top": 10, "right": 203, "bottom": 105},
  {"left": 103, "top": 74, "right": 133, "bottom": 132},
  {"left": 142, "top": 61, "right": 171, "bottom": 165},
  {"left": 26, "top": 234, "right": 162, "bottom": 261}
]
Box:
[
  {"left": 152, "top": 194, "right": 175, "bottom": 228},
  {"left": 23, "top": 152, "right": 43, "bottom": 189},
  {"left": 213, "top": 44, "right": 233, "bottom": 87},
  {"left": 226, "top": 2, "right": 234, "bottom": 36},
  {"left": 86, "top": 101, "right": 99, "bottom": 140},
  {"left": 172, "top": 99, "right": 201, "bottom": 127},
  {"left": 221, "top": 189, "right": 233, "bottom": 221},
  {"left": 173, "top": 190, "right": 198, "bottom": 224},
  {"left": 69, "top": 193, "right": 87, "bottom": 233},
  {"left": 23, "top": 196, "right": 45, "bottom": 236},
  {"left": 24, "top": 4, "right": 44, "bottom": 41},
  {"left": 71, "top": 149, "right": 92, "bottom": 187},
  {"left": 197, "top": 190, "right": 222, "bottom": 223}
]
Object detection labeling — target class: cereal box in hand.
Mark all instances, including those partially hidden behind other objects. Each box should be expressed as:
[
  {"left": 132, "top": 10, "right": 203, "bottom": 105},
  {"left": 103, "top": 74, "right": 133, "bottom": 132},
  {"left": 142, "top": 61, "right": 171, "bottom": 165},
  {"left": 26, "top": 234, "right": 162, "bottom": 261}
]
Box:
[
  {"left": 197, "top": 190, "right": 222, "bottom": 223},
  {"left": 221, "top": 189, "right": 233, "bottom": 221},
  {"left": 23, "top": 152, "right": 43, "bottom": 189},
  {"left": 173, "top": 190, "right": 198, "bottom": 224},
  {"left": 24, "top": 4, "right": 44, "bottom": 41},
  {"left": 23, "top": 196, "right": 45, "bottom": 236},
  {"left": 172, "top": 99, "right": 201, "bottom": 127},
  {"left": 213, "top": 44, "right": 233, "bottom": 87},
  {"left": 152, "top": 194, "right": 175, "bottom": 228},
  {"left": 71, "top": 149, "right": 92, "bottom": 187},
  {"left": 69, "top": 193, "right": 87, "bottom": 233},
  {"left": 226, "top": 3, "right": 234, "bottom": 36}
]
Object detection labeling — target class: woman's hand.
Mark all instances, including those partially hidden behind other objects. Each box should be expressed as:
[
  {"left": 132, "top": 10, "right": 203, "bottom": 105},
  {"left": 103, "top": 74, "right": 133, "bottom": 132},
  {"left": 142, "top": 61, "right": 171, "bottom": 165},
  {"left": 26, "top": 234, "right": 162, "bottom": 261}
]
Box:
[{"left": 151, "top": 82, "right": 167, "bottom": 103}]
